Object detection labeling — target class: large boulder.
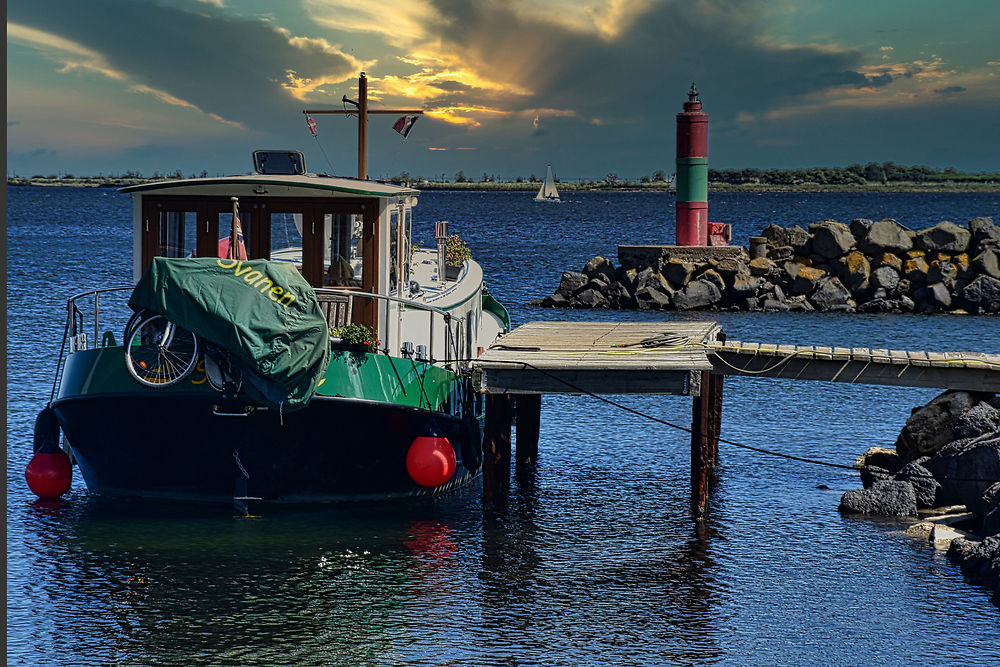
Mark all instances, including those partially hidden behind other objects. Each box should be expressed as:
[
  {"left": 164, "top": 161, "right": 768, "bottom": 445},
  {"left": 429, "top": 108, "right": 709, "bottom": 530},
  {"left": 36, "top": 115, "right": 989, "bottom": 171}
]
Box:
[
  {"left": 556, "top": 271, "right": 587, "bottom": 298},
  {"left": 859, "top": 218, "right": 914, "bottom": 255},
  {"left": 926, "top": 433, "right": 1000, "bottom": 514},
  {"left": 633, "top": 285, "right": 671, "bottom": 310},
  {"left": 790, "top": 265, "right": 827, "bottom": 296},
  {"left": 871, "top": 265, "right": 901, "bottom": 292},
  {"left": 573, "top": 287, "right": 610, "bottom": 308},
  {"left": 952, "top": 401, "right": 1000, "bottom": 439},
  {"left": 605, "top": 281, "right": 633, "bottom": 309},
  {"left": 761, "top": 224, "right": 810, "bottom": 254},
  {"left": 947, "top": 535, "right": 1000, "bottom": 595},
  {"left": 833, "top": 250, "right": 871, "bottom": 293},
  {"left": 959, "top": 275, "right": 1000, "bottom": 313},
  {"left": 839, "top": 480, "right": 918, "bottom": 516},
  {"left": 969, "top": 217, "right": 1000, "bottom": 252},
  {"left": 672, "top": 279, "right": 721, "bottom": 310},
  {"left": 583, "top": 256, "right": 617, "bottom": 284},
  {"left": 972, "top": 249, "right": 1000, "bottom": 280},
  {"left": 810, "top": 220, "right": 856, "bottom": 259},
  {"left": 895, "top": 390, "right": 985, "bottom": 460},
  {"left": 663, "top": 259, "right": 697, "bottom": 288},
  {"left": 896, "top": 460, "right": 942, "bottom": 508},
  {"left": 809, "top": 276, "right": 853, "bottom": 310},
  {"left": 915, "top": 221, "right": 971, "bottom": 253}
]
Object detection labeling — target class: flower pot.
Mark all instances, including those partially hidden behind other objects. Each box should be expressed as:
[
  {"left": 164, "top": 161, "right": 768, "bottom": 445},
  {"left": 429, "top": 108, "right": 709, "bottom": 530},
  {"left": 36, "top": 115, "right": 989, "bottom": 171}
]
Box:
[{"left": 445, "top": 265, "right": 461, "bottom": 280}]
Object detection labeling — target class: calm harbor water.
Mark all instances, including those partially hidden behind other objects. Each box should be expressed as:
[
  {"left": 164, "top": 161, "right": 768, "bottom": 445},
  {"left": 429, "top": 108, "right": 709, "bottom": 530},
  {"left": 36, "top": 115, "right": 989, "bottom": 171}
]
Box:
[{"left": 7, "top": 187, "right": 1000, "bottom": 665}]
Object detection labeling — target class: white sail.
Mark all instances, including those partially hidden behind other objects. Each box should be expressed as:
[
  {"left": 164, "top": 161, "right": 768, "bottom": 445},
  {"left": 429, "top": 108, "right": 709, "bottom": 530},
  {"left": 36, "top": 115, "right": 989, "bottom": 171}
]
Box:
[{"left": 534, "top": 165, "right": 560, "bottom": 202}]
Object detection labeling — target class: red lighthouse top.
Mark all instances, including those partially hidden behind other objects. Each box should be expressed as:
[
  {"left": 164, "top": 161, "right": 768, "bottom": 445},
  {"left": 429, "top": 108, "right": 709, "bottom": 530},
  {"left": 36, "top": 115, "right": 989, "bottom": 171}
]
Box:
[{"left": 683, "top": 83, "right": 703, "bottom": 113}]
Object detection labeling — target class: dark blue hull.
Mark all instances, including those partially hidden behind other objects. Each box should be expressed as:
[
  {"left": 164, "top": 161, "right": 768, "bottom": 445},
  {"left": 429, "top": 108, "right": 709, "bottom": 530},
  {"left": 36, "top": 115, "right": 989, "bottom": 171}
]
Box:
[{"left": 52, "top": 394, "right": 482, "bottom": 504}]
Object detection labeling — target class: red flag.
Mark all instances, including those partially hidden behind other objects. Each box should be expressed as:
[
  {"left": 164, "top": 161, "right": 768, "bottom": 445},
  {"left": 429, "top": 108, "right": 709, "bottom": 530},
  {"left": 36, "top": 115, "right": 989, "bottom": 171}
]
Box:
[
  {"left": 219, "top": 199, "right": 248, "bottom": 260},
  {"left": 306, "top": 115, "right": 318, "bottom": 136},
  {"left": 393, "top": 114, "right": 419, "bottom": 139}
]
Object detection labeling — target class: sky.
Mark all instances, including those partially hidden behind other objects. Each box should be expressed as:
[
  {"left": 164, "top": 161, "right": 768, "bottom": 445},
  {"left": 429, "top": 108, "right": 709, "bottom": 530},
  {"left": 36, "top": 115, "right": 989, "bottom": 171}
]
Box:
[{"left": 6, "top": 0, "right": 1000, "bottom": 180}]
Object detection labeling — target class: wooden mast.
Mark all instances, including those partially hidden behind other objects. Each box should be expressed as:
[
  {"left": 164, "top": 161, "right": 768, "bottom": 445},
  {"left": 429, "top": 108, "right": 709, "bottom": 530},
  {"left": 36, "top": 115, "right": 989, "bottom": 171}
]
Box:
[{"left": 303, "top": 72, "right": 424, "bottom": 180}]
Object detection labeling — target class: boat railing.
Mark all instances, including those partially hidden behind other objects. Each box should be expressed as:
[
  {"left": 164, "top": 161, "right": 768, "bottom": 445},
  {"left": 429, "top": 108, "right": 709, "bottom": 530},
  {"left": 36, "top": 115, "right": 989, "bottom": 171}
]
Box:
[
  {"left": 316, "top": 288, "right": 471, "bottom": 369},
  {"left": 65, "top": 285, "right": 470, "bottom": 370},
  {"left": 64, "top": 286, "right": 136, "bottom": 352}
]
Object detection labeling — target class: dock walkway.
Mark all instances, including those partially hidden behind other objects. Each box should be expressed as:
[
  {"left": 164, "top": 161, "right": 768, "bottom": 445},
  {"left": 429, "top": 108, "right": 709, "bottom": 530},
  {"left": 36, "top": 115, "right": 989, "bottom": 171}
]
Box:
[{"left": 471, "top": 320, "right": 1000, "bottom": 516}]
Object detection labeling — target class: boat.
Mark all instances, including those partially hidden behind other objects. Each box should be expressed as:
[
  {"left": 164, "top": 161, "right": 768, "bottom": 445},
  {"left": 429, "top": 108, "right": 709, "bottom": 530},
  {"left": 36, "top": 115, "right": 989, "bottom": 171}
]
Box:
[
  {"left": 533, "top": 165, "right": 561, "bottom": 202},
  {"left": 32, "top": 149, "right": 511, "bottom": 508}
]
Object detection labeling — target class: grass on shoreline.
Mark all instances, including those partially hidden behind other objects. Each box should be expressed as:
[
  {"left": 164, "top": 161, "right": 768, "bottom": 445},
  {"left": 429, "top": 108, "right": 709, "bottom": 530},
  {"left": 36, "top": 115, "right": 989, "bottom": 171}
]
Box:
[{"left": 7, "top": 176, "right": 999, "bottom": 193}]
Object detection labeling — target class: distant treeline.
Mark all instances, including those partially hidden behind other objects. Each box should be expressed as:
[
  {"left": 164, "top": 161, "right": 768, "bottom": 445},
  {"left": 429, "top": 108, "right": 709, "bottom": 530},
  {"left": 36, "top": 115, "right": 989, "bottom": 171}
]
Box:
[
  {"left": 707, "top": 162, "right": 1000, "bottom": 186},
  {"left": 8, "top": 163, "right": 999, "bottom": 191}
]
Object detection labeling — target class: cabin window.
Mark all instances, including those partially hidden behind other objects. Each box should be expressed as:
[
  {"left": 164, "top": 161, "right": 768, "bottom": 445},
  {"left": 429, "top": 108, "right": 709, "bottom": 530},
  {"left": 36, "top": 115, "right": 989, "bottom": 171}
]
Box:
[
  {"left": 268, "top": 212, "right": 303, "bottom": 264},
  {"left": 389, "top": 204, "right": 412, "bottom": 296},
  {"left": 324, "top": 213, "right": 362, "bottom": 287},
  {"left": 157, "top": 210, "right": 198, "bottom": 258}
]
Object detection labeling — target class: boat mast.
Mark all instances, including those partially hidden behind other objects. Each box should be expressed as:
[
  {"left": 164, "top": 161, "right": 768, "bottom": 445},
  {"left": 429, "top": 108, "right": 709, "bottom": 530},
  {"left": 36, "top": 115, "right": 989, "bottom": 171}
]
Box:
[{"left": 303, "top": 72, "right": 424, "bottom": 180}]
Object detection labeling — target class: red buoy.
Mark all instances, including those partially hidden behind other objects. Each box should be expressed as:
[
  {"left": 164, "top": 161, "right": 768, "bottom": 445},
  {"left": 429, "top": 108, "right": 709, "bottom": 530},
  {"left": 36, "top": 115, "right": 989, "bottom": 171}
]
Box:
[
  {"left": 26, "top": 451, "right": 72, "bottom": 499},
  {"left": 406, "top": 434, "right": 457, "bottom": 488},
  {"left": 26, "top": 407, "right": 72, "bottom": 499}
]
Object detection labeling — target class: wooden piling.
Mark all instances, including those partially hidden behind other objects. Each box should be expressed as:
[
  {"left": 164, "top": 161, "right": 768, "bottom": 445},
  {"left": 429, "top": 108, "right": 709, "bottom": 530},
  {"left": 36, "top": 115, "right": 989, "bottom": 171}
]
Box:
[
  {"left": 482, "top": 394, "right": 513, "bottom": 511},
  {"left": 515, "top": 394, "right": 541, "bottom": 466},
  {"left": 690, "top": 372, "right": 711, "bottom": 518}
]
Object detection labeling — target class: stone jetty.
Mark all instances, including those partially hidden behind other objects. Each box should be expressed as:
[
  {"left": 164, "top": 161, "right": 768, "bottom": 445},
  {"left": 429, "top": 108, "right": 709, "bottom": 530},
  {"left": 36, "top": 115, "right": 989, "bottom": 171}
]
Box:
[
  {"left": 840, "top": 390, "right": 1000, "bottom": 603},
  {"left": 535, "top": 217, "right": 1000, "bottom": 314}
]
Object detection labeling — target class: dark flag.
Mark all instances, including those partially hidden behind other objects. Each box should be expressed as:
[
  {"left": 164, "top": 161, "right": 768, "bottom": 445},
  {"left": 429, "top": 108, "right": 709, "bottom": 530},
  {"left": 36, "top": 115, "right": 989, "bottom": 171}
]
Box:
[{"left": 392, "top": 114, "right": 419, "bottom": 139}]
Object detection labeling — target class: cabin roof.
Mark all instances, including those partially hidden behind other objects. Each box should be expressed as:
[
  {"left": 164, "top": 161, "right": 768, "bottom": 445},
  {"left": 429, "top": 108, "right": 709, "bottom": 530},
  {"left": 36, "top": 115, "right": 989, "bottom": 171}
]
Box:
[{"left": 120, "top": 173, "right": 419, "bottom": 198}]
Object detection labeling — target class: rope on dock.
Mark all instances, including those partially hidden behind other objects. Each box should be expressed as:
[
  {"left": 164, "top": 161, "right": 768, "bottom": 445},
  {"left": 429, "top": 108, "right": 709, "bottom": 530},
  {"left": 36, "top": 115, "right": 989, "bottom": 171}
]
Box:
[{"left": 457, "top": 355, "right": 1000, "bottom": 485}]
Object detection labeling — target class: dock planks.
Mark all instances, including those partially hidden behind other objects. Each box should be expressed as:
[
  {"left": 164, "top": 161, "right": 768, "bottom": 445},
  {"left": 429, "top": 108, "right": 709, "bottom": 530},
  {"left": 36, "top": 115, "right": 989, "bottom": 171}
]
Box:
[
  {"left": 707, "top": 340, "right": 1000, "bottom": 392},
  {"left": 474, "top": 321, "right": 721, "bottom": 395},
  {"left": 473, "top": 320, "right": 1000, "bottom": 394}
]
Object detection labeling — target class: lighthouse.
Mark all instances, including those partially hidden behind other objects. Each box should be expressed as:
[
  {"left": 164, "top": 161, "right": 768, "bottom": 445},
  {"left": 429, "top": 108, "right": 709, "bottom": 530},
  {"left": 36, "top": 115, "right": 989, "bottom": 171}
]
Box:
[
  {"left": 675, "top": 85, "right": 730, "bottom": 246},
  {"left": 675, "top": 84, "right": 709, "bottom": 245}
]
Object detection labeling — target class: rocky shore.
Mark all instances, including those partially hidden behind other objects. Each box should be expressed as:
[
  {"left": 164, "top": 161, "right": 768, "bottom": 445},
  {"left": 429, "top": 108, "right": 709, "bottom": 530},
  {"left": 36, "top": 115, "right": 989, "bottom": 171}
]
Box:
[
  {"left": 840, "top": 390, "right": 1000, "bottom": 604},
  {"left": 534, "top": 217, "right": 1000, "bottom": 314}
]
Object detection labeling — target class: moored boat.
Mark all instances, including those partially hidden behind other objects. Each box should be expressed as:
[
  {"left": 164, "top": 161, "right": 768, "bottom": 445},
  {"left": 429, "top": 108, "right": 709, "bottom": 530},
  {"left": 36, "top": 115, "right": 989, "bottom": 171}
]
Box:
[{"left": 35, "top": 150, "right": 510, "bottom": 508}]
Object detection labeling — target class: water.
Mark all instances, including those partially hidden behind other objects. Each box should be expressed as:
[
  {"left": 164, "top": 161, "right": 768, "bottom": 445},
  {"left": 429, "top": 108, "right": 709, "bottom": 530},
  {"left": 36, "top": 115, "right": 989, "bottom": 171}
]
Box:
[{"left": 7, "top": 187, "right": 1000, "bottom": 665}]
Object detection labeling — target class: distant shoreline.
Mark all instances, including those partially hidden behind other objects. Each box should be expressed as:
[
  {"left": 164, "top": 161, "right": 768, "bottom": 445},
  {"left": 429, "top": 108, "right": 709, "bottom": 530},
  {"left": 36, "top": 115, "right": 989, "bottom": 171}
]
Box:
[{"left": 7, "top": 176, "right": 999, "bottom": 193}]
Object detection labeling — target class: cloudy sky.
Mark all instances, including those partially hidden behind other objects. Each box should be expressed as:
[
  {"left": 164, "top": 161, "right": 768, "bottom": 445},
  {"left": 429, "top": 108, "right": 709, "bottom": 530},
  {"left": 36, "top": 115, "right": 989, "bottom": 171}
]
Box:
[{"left": 7, "top": 0, "right": 1000, "bottom": 180}]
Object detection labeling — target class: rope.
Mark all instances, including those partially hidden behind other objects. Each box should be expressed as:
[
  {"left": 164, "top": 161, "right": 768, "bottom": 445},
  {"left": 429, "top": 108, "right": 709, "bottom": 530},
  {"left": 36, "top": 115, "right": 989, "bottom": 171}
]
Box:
[
  {"left": 454, "top": 355, "right": 999, "bottom": 484},
  {"left": 48, "top": 309, "right": 72, "bottom": 406}
]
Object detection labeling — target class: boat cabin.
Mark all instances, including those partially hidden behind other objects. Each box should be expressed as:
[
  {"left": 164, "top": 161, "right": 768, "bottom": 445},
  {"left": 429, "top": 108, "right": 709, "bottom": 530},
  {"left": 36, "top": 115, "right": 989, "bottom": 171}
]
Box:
[{"left": 121, "top": 151, "right": 419, "bottom": 332}]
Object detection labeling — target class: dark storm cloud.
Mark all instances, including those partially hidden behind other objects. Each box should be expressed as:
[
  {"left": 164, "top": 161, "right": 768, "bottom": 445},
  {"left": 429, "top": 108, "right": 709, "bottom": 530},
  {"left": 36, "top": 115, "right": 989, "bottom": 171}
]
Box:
[
  {"left": 8, "top": 0, "right": 358, "bottom": 129},
  {"left": 422, "top": 0, "right": 878, "bottom": 126}
]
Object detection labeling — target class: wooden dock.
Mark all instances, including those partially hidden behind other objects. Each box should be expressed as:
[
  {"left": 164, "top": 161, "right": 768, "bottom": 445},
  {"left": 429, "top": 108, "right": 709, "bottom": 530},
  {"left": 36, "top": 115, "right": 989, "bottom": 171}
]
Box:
[
  {"left": 474, "top": 321, "right": 721, "bottom": 395},
  {"left": 473, "top": 321, "right": 725, "bottom": 517},
  {"left": 471, "top": 320, "right": 1000, "bottom": 518},
  {"left": 708, "top": 341, "right": 1000, "bottom": 392}
]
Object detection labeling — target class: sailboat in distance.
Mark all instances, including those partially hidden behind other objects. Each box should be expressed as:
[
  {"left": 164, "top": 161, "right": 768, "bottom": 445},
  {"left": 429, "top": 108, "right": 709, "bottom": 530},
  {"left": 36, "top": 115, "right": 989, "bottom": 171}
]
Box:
[{"left": 533, "top": 165, "right": 561, "bottom": 203}]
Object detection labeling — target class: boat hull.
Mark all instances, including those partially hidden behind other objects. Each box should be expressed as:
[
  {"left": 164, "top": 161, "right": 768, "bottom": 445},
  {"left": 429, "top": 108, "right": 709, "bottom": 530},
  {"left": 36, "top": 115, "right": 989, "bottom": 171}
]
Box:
[{"left": 52, "top": 393, "right": 482, "bottom": 504}]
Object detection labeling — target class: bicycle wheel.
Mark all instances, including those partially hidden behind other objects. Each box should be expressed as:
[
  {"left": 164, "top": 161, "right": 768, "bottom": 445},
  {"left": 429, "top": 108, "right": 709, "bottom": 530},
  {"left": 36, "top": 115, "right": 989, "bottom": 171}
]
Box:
[
  {"left": 123, "top": 308, "right": 147, "bottom": 343},
  {"left": 123, "top": 314, "right": 200, "bottom": 387}
]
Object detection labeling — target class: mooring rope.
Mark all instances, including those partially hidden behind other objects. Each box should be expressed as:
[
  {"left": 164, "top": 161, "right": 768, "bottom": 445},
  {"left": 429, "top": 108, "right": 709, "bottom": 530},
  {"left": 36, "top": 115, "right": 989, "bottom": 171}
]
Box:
[{"left": 451, "top": 355, "right": 999, "bottom": 484}]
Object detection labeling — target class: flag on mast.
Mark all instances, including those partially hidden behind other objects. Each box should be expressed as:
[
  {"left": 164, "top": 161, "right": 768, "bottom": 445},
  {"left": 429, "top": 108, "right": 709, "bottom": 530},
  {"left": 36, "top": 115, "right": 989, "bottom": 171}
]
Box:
[
  {"left": 219, "top": 197, "right": 248, "bottom": 260},
  {"left": 392, "top": 114, "right": 419, "bottom": 139},
  {"left": 306, "top": 115, "right": 318, "bottom": 136}
]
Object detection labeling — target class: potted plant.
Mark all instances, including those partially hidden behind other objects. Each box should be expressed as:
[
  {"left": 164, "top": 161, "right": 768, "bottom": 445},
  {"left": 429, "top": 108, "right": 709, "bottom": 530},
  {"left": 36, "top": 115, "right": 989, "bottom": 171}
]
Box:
[
  {"left": 444, "top": 234, "right": 471, "bottom": 279},
  {"left": 329, "top": 323, "right": 380, "bottom": 353}
]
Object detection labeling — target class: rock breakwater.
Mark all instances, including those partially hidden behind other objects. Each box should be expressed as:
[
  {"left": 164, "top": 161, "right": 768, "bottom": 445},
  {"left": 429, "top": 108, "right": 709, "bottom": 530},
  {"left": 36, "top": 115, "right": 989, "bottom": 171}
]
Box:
[
  {"left": 534, "top": 217, "right": 1000, "bottom": 314},
  {"left": 840, "top": 390, "right": 1000, "bottom": 604}
]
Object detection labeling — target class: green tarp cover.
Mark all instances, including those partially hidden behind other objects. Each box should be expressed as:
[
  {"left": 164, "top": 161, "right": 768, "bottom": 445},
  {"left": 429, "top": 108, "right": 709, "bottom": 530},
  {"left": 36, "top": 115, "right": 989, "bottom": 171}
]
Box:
[{"left": 129, "top": 257, "right": 330, "bottom": 410}]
